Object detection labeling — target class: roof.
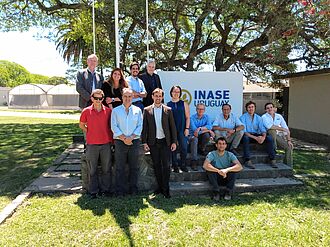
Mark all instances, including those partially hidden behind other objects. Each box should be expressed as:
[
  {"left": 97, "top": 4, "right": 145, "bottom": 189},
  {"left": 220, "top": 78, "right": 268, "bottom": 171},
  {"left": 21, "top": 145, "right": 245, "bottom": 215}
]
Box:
[
  {"left": 275, "top": 68, "right": 330, "bottom": 79},
  {"left": 243, "top": 83, "right": 279, "bottom": 93}
]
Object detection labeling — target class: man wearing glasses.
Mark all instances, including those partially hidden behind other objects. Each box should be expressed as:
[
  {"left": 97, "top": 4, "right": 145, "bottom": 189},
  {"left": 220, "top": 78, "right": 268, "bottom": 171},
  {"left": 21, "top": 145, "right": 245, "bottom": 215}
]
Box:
[
  {"left": 79, "top": 89, "right": 113, "bottom": 198},
  {"left": 189, "top": 103, "right": 215, "bottom": 170}
]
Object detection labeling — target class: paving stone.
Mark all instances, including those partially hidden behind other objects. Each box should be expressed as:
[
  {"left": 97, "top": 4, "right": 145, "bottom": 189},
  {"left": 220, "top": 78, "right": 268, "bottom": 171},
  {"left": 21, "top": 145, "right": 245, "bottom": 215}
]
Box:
[
  {"left": 60, "top": 159, "right": 82, "bottom": 165},
  {"left": 55, "top": 164, "right": 81, "bottom": 172},
  {"left": 26, "top": 177, "right": 82, "bottom": 193}
]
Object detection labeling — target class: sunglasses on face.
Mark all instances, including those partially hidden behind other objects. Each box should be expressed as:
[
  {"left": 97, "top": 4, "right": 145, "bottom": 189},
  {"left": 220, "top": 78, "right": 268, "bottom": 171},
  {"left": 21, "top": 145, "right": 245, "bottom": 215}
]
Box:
[{"left": 92, "top": 96, "right": 103, "bottom": 101}]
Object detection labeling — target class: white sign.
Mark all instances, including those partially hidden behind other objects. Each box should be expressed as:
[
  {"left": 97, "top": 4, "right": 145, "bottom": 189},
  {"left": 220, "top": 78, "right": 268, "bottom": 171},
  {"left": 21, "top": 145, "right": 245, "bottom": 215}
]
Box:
[{"left": 158, "top": 71, "right": 243, "bottom": 121}]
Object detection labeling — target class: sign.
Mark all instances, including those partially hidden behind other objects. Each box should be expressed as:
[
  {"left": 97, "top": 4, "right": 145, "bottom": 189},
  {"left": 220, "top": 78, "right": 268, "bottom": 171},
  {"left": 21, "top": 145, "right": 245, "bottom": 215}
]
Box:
[{"left": 158, "top": 71, "right": 243, "bottom": 121}]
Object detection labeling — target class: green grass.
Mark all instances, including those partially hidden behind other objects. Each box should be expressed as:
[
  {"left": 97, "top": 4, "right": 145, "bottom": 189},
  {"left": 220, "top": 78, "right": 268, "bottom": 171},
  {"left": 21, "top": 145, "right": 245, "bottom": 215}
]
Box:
[
  {"left": 0, "top": 117, "right": 329, "bottom": 246},
  {"left": 0, "top": 117, "right": 81, "bottom": 211}
]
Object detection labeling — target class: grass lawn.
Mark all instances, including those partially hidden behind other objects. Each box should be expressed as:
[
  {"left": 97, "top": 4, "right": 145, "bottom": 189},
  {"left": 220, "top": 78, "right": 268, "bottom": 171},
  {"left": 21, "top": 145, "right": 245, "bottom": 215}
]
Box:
[
  {"left": 0, "top": 107, "right": 80, "bottom": 115},
  {"left": 0, "top": 117, "right": 81, "bottom": 211},
  {"left": 0, "top": 117, "right": 329, "bottom": 246}
]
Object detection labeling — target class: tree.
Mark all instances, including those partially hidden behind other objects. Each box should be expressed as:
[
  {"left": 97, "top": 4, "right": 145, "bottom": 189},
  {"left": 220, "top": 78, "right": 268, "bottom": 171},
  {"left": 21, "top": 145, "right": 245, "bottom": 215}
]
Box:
[
  {"left": 1, "top": 0, "right": 329, "bottom": 81},
  {"left": 0, "top": 60, "right": 31, "bottom": 87}
]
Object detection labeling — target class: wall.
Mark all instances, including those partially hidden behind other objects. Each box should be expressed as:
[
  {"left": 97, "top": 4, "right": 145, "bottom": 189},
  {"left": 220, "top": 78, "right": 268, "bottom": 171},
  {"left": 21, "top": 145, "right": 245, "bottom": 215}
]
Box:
[{"left": 288, "top": 73, "right": 330, "bottom": 147}]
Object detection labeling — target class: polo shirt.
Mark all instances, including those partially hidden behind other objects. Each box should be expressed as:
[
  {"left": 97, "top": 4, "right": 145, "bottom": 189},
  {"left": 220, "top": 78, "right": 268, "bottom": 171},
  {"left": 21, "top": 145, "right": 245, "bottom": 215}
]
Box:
[
  {"left": 80, "top": 105, "right": 113, "bottom": 145},
  {"left": 262, "top": 112, "right": 288, "bottom": 130},
  {"left": 206, "top": 150, "right": 238, "bottom": 169}
]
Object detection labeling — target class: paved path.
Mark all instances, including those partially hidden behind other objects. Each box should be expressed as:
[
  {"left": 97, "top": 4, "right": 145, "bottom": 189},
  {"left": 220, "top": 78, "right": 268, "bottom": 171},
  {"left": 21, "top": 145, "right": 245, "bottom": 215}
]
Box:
[{"left": 0, "top": 111, "right": 80, "bottom": 120}]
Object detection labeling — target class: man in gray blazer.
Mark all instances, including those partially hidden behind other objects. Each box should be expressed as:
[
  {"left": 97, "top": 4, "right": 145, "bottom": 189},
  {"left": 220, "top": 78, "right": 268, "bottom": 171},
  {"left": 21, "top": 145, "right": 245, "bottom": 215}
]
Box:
[
  {"left": 76, "top": 54, "right": 104, "bottom": 109},
  {"left": 142, "top": 88, "right": 177, "bottom": 198}
]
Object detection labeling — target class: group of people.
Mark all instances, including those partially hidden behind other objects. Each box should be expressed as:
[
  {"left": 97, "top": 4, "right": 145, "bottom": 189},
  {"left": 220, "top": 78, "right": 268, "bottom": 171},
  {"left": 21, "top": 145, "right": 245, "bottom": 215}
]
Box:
[{"left": 77, "top": 54, "right": 293, "bottom": 200}]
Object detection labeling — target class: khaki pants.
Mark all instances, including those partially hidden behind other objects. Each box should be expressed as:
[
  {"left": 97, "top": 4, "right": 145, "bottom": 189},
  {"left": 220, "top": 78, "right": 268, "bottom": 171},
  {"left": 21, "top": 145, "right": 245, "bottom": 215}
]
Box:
[
  {"left": 214, "top": 130, "right": 244, "bottom": 149},
  {"left": 268, "top": 129, "right": 293, "bottom": 166}
]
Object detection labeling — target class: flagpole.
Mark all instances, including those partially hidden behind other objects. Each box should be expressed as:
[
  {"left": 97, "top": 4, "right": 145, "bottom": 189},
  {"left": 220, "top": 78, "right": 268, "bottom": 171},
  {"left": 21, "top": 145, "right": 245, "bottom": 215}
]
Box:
[
  {"left": 114, "top": 0, "right": 120, "bottom": 68},
  {"left": 92, "top": 0, "right": 96, "bottom": 54},
  {"left": 146, "top": 0, "right": 149, "bottom": 61}
]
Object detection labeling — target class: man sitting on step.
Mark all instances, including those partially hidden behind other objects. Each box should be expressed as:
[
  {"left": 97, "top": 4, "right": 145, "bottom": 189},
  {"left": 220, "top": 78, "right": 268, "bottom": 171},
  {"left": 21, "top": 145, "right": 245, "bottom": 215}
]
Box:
[
  {"left": 262, "top": 102, "right": 294, "bottom": 167},
  {"left": 240, "top": 101, "right": 276, "bottom": 169},
  {"left": 189, "top": 103, "right": 215, "bottom": 171},
  {"left": 203, "top": 137, "right": 242, "bottom": 201},
  {"left": 212, "top": 103, "right": 244, "bottom": 156}
]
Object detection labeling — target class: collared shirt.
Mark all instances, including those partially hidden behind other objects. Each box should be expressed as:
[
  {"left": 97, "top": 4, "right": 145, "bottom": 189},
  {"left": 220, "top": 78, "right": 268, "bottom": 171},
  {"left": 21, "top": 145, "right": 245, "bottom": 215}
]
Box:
[
  {"left": 206, "top": 150, "right": 238, "bottom": 169},
  {"left": 87, "top": 68, "right": 97, "bottom": 91},
  {"left": 190, "top": 113, "right": 212, "bottom": 136},
  {"left": 262, "top": 112, "right": 288, "bottom": 131},
  {"left": 127, "top": 76, "right": 146, "bottom": 103},
  {"left": 153, "top": 104, "right": 165, "bottom": 139},
  {"left": 240, "top": 112, "right": 266, "bottom": 134},
  {"left": 212, "top": 113, "right": 243, "bottom": 137},
  {"left": 80, "top": 105, "right": 113, "bottom": 145},
  {"left": 111, "top": 104, "right": 143, "bottom": 139}
]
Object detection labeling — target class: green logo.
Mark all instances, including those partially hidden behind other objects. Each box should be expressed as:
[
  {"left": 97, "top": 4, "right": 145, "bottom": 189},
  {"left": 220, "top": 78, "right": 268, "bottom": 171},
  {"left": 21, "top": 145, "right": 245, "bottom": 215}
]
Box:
[{"left": 181, "top": 89, "right": 192, "bottom": 105}]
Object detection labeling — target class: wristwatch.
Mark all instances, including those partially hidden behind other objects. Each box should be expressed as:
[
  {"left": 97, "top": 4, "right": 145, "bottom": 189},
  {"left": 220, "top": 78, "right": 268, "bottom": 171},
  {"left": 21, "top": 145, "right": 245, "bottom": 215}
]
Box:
[{"left": 112, "top": 98, "right": 115, "bottom": 102}]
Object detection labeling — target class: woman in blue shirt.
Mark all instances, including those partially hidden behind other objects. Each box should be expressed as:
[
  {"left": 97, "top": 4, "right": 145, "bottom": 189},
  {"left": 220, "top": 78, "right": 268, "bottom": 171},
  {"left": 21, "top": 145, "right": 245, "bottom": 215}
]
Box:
[{"left": 167, "top": 86, "right": 190, "bottom": 172}]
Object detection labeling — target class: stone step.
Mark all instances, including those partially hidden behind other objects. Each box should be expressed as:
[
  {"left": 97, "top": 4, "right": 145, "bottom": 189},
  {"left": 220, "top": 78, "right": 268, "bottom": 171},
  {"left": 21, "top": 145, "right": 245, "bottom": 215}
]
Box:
[
  {"left": 170, "top": 177, "right": 303, "bottom": 196},
  {"left": 170, "top": 163, "right": 293, "bottom": 182},
  {"left": 186, "top": 152, "right": 283, "bottom": 166}
]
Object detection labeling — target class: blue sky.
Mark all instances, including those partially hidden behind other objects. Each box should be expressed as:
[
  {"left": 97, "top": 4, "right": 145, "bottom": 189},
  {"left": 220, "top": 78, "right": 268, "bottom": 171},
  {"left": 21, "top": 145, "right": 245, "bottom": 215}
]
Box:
[{"left": 0, "top": 29, "right": 69, "bottom": 77}]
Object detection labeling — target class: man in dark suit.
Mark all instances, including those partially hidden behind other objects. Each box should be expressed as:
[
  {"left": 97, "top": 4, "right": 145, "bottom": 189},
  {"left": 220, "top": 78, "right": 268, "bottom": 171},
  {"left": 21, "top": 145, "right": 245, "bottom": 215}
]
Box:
[
  {"left": 142, "top": 88, "right": 177, "bottom": 198},
  {"left": 139, "top": 60, "right": 162, "bottom": 107},
  {"left": 76, "top": 54, "right": 104, "bottom": 109}
]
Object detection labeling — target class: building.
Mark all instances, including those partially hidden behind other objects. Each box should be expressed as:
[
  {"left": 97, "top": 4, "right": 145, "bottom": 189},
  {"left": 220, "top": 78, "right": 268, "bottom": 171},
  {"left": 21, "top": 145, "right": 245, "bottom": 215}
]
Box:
[{"left": 277, "top": 68, "right": 330, "bottom": 149}]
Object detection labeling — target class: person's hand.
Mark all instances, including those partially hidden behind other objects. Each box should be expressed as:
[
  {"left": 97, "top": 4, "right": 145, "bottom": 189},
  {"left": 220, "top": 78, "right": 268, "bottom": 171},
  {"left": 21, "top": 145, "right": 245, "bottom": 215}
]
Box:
[
  {"left": 184, "top": 129, "right": 189, "bottom": 137},
  {"left": 105, "top": 97, "right": 111, "bottom": 104},
  {"left": 123, "top": 137, "right": 133, "bottom": 145},
  {"left": 114, "top": 97, "right": 121, "bottom": 102},
  {"left": 194, "top": 128, "right": 199, "bottom": 137},
  {"left": 256, "top": 136, "right": 265, "bottom": 144},
  {"left": 209, "top": 130, "right": 215, "bottom": 138},
  {"left": 171, "top": 143, "right": 177, "bottom": 151},
  {"left": 287, "top": 140, "right": 294, "bottom": 149},
  {"left": 144, "top": 144, "right": 150, "bottom": 152},
  {"left": 227, "top": 129, "right": 235, "bottom": 135},
  {"left": 218, "top": 169, "right": 227, "bottom": 178}
]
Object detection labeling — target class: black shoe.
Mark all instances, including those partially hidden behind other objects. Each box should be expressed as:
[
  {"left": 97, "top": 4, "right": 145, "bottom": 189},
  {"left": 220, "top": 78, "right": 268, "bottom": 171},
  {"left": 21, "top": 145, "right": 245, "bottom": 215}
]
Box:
[
  {"left": 173, "top": 167, "right": 180, "bottom": 173},
  {"left": 89, "top": 193, "right": 97, "bottom": 199},
  {"left": 180, "top": 166, "right": 188, "bottom": 172},
  {"left": 163, "top": 192, "right": 171, "bottom": 199}
]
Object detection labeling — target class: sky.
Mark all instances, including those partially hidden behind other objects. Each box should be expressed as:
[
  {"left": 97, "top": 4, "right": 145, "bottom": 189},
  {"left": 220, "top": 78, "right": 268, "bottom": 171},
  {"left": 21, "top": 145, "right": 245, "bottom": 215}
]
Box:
[{"left": 0, "top": 29, "right": 70, "bottom": 77}]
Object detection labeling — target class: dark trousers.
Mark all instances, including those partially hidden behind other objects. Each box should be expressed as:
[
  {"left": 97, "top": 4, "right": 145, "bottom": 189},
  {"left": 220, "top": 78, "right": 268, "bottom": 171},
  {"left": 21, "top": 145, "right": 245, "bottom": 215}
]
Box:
[
  {"left": 172, "top": 132, "right": 188, "bottom": 168},
  {"left": 242, "top": 133, "right": 275, "bottom": 161},
  {"left": 207, "top": 171, "right": 237, "bottom": 192},
  {"left": 114, "top": 139, "right": 140, "bottom": 195},
  {"left": 149, "top": 138, "right": 171, "bottom": 194},
  {"left": 132, "top": 101, "right": 144, "bottom": 112},
  {"left": 86, "top": 143, "right": 112, "bottom": 194}
]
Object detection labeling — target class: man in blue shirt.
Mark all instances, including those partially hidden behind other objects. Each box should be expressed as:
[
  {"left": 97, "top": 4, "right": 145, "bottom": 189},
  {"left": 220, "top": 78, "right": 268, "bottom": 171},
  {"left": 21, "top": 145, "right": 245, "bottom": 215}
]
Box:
[
  {"left": 240, "top": 101, "right": 276, "bottom": 169},
  {"left": 203, "top": 137, "right": 242, "bottom": 201},
  {"left": 189, "top": 103, "right": 215, "bottom": 170},
  {"left": 126, "top": 62, "right": 147, "bottom": 111},
  {"left": 111, "top": 88, "right": 143, "bottom": 196},
  {"left": 212, "top": 104, "right": 244, "bottom": 156}
]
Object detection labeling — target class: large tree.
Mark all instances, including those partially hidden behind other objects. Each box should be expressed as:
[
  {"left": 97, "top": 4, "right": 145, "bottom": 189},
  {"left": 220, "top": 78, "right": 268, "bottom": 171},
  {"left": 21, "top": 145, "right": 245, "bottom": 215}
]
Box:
[{"left": 1, "top": 0, "right": 329, "bottom": 80}]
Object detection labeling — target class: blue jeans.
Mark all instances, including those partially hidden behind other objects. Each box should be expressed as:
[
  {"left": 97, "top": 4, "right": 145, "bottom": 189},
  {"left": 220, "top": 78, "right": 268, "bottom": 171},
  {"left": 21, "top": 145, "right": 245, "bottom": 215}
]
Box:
[
  {"left": 172, "top": 132, "right": 188, "bottom": 168},
  {"left": 114, "top": 139, "right": 140, "bottom": 195},
  {"left": 242, "top": 133, "right": 275, "bottom": 161}
]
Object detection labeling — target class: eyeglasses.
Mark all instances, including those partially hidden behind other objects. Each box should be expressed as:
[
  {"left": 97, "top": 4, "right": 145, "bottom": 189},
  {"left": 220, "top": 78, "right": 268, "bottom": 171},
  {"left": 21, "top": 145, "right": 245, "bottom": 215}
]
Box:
[
  {"left": 92, "top": 96, "right": 103, "bottom": 101},
  {"left": 197, "top": 108, "right": 205, "bottom": 111}
]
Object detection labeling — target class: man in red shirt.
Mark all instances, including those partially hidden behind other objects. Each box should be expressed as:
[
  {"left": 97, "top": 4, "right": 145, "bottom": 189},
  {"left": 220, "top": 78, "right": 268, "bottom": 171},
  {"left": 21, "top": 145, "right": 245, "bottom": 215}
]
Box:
[{"left": 79, "top": 89, "right": 113, "bottom": 198}]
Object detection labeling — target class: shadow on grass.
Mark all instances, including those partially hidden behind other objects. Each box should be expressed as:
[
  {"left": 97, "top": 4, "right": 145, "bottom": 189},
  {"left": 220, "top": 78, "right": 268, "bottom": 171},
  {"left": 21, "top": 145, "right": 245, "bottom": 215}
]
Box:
[
  {"left": 76, "top": 194, "right": 147, "bottom": 247},
  {"left": 0, "top": 122, "right": 80, "bottom": 210}
]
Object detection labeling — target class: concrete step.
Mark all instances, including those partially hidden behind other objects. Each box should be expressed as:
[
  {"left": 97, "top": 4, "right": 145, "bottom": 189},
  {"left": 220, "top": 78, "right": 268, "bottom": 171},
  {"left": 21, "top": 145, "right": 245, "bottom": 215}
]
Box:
[
  {"left": 170, "top": 177, "right": 303, "bottom": 196},
  {"left": 186, "top": 152, "right": 283, "bottom": 166},
  {"left": 170, "top": 163, "right": 293, "bottom": 182}
]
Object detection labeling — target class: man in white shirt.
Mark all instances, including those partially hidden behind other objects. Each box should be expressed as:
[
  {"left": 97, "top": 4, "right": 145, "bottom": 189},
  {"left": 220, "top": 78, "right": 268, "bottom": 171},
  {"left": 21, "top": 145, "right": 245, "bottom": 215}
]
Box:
[
  {"left": 262, "top": 102, "right": 293, "bottom": 166},
  {"left": 212, "top": 104, "right": 244, "bottom": 156},
  {"left": 111, "top": 88, "right": 143, "bottom": 196}
]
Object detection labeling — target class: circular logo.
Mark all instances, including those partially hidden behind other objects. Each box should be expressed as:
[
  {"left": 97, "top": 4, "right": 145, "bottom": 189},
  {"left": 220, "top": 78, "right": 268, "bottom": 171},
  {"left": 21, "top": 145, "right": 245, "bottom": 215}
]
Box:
[{"left": 181, "top": 89, "right": 192, "bottom": 105}]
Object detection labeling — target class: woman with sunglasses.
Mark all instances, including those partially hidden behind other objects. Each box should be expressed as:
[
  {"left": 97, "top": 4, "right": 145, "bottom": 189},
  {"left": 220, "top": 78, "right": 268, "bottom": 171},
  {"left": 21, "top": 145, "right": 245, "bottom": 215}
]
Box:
[
  {"left": 102, "top": 68, "right": 129, "bottom": 109},
  {"left": 167, "top": 85, "right": 190, "bottom": 173}
]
